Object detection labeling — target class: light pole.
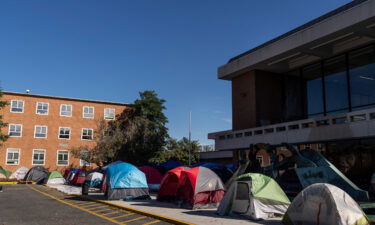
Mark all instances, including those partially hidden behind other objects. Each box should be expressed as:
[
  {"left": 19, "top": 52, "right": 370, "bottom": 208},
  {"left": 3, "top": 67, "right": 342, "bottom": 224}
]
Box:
[{"left": 188, "top": 110, "right": 192, "bottom": 166}]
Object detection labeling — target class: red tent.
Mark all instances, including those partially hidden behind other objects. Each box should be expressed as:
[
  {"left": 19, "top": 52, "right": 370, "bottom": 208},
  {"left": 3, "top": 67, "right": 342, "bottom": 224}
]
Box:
[
  {"left": 157, "top": 166, "right": 189, "bottom": 201},
  {"left": 63, "top": 169, "right": 71, "bottom": 179},
  {"left": 71, "top": 169, "right": 86, "bottom": 185},
  {"left": 139, "top": 166, "right": 163, "bottom": 184},
  {"left": 176, "top": 167, "right": 224, "bottom": 209}
]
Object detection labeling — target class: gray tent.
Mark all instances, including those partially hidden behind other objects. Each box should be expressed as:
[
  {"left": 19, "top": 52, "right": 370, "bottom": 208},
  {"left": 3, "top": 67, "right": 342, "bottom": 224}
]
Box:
[{"left": 25, "top": 166, "right": 48, "bottom": 183}]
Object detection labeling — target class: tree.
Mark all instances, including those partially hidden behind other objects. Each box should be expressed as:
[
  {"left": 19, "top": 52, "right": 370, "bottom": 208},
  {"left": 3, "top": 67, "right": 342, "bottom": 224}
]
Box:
[
  {"left": 150, "top": 137, "right": 200, "bottom": 165},
  {"left": 71, "top": 90, "right": 169, "bottom": 166},
  {"left": 0, "top": 89, "right": 8, "bottom": 145}
]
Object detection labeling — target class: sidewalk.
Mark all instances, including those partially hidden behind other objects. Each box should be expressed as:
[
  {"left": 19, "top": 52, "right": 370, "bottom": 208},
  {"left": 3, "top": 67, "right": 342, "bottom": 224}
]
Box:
[{"left": 87, "top": 193, "right": 282, "bottom": 225}]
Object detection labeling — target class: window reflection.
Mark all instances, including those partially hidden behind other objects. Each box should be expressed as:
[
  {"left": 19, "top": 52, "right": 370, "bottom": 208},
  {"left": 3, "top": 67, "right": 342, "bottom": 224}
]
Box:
[
  {"left": 303, "top": 63, "right": 323, "bottom": 116},
  {"left": 349, "top": 46, "right": 375, "bottom": 107},
  {"left": 324, "top": 55, "right": 349, "bottom": 112}
]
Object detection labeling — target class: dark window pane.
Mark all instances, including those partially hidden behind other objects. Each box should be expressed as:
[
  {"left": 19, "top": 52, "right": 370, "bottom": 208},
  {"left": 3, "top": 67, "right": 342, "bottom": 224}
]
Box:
[
  {"left": 349, "top": 46, "right": 375, "bottom": 107},
  {"left": 324, "top": 55, "right": 348, "bottom": 112},
  {"left": 303, "top": 63, "right": 324, "bottom": 115}
]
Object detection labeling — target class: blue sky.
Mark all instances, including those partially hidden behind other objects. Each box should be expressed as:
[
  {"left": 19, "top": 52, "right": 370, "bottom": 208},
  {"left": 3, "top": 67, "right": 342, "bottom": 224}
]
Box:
[{"left": 0, "top": 0, "right": 353, "bottom": 145}]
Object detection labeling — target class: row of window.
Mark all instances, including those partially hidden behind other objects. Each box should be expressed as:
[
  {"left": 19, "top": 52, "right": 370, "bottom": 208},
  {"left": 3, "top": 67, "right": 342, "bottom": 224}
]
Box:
[
  {"left": 8, "top": 124, "right": 93, "bottom": 140},
  {"left": 5, "top": 148, "right": 90, "bottom": 166},
  {"left": 10, "top": 100, "right": 116, "bottom": 120}
]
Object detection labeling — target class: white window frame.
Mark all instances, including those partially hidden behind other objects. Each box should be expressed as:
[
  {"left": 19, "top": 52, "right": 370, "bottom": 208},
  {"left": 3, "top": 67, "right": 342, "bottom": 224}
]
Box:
[
  {"left": 6, "top": 148, "right": 20, "bottom": 165},
  {"left": 8, "top": 124, "right": 22, "bottom": 137},
  {"left": 80, "top": 150, "right": 91, "bottom": 166},
  {"left": 10, "top": 100, "right": 24, "bottom": 113},
  {"left": 56, "top": 150, "right": 69, "bottom": 166},
  {"left": 81, "top": 128, "right": 93, "bottom": 141},
  {"left": 82, "top": 106, "right": 94, "bottom": 119},
  {"left": 60, "top": 104, "right": 72, "bottom": 117},
  {"left": 104, "top": 108, "right": 115, "bottom": 120},
  {"left": 34, "top": 125, "right": 48, "bottom": 138},
  {"left": 58, "top": 127, "right": 71, "bottom": 140},
  {"left": 32, "top": 149, "right": 46, "bottom": 165},
  {"left": 36, "top": 102, "right": 49, "bottom": 115}
]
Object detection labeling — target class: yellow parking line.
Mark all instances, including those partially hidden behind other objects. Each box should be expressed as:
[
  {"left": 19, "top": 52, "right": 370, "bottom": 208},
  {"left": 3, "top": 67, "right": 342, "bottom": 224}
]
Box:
[
  {"left": 94, "top": 208, "right": 113, "bottom": 213},
  {"left": 120, "top": 216, "right": 147, "bottom": 224},
  {"left": 27, "top": 185, "right": 124, "bottom": 225},
  {"left": 86, "top": 205, "right": 107, "bottom": 210},
  {"left": 76, "top": 202, "right": 97, "bottom": 206},
  {"left": 102, "top": 211, "right": 120, "bottom": 216},
  {"left": 111, "top": 213, "right": 134, "bottom": 219},
  {"left": 142, "top": 220, "right": 161, "bottom": 225}
]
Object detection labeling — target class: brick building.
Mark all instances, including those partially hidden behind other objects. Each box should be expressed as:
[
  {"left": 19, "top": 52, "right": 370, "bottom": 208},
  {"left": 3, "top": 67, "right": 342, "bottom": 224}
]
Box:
[{"left": 0, "top": 91, "right": 128, "bottom": 172}]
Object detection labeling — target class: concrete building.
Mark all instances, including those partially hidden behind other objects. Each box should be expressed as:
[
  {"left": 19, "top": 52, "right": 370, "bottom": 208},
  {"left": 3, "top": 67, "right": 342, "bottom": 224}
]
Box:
[
  {"left": 0, "top": 91, "right": 128, "bottom": 172},
  {"left": 208, "top": 0, "right": 375, "bottom": 187}
]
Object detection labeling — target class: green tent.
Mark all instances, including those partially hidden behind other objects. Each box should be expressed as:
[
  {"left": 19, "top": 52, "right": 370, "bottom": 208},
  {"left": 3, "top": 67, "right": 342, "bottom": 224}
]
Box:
[
  {"left": 0, "top": 166, "right": 12, "bottom": 179},
  {"left": 217, "top": 173, "right": 290, "bottom": 220},
  {"left": 47, "top": 171, "right": 63, "bottom": 179}
]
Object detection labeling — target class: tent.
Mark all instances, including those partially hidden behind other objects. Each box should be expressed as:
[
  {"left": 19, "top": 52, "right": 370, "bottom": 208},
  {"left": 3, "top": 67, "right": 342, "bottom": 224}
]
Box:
[
  {"left": 157, "top": 166, "right": 189, "bottom": 201},
  {"left": 63, "top": 168, "right": 72, "bottom": 179},
  {"left": 176, "top": 167, "right": 225, "bottom": 209},
  {"left": 282, "top": 183, "right": 369, "bottom": 225},
  {"left": 45, "top": 171, "right": 65, "bottom": 185},
  {"left": 66, "top": 169, "right": 80, "bottom": 183},
  {"left": 218, "top": 173, "right": 290, "bottom": 220},
  {"left": 105, "top": 162, "right": 149, "bottom": 200},
  {"left": 194, "top": 163, "right": 233, "bottom": 184},
  {"left": 139, "top": 166, "right": 163, "bottom": 190},
  {"left": 158, "top": 160, "right": 182, "bottom": 174},
  {"left": 71, "top": 169, "right": 87, "bottom": 185},
  {"left": 0, "top": 166, "right": 12, "bottom": 179},
  {"left": 25, "top": 166, "right": 48, "bottom": 183},
  {"left": 82, "top": 172, "right": 104, "bottom": 195},
  {"left": 9, "top": 167, "right": 29, "bottom": 180}
]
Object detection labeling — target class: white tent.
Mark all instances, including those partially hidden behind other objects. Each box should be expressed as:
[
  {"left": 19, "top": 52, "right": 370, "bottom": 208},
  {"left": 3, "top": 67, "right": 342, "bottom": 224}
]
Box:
[
  {"left": 85, "top": 172, "right": 103, "bottom": 187},
  {"left": 282, "top": 183, "right": 369, "bottom": 225},
  {"left": 46, "top": 177, "right": 66, "bottom": 185},
  {"left": 9, "top": 167, "right": 29, "bottom": 180}
]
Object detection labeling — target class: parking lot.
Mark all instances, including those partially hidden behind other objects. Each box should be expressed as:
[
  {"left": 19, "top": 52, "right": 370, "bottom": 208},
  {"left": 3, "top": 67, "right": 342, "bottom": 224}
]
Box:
[{"left": 0, "top": 184, "right": 172, "bottom": 225}]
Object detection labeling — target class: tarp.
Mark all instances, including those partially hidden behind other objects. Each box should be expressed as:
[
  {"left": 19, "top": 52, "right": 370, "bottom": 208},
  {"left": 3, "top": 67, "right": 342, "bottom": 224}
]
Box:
[
  {"left": 9, "top": 167, "right": 29, "bottom": 180},
  {"left": 218, "top": 173, "right": 290, "bottom": 220},
  {"left": 282, "top": 183, "right": 369, "bottom": 225},
  {"left": 106, "top": 162, "right": 148, "bottom": 189},
  {"left": 25, "top": 166, "right": 48, "bottom": 183},
  {"left": 157, "top": 166, "right": 189, "bottom": 201},
  {"left": 0, "top": 166, "right": 12, "bottom": 179},
  {"left": 176, "top": 167, "right": 224, "bottom": 209}
]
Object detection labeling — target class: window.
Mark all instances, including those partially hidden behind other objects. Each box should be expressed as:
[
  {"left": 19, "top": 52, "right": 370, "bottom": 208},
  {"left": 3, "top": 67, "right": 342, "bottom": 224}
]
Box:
[
  {"left": 34, "top": 125, "right": 47, "bottom": 138},
  {"left": 349, "top": 46, "right": 375, "bottom": 107},
  {"left": 8, "top": 124, "right": 22, "bottom": 137},
  {"left": 81, "top": 128, "right": 93, "bottom": 140},
  {"left": 32, "top": 149, "right": 45, "bottom": 165},
  {"left": 303, "top": 63, "right": 324, "bottom": 117},
  {"left": 104, "top": 108, "right": 115, "bottom": 120},
  {"left": 57, "top": 150, "right": 69, "bottom": 166},
  {"left": 36, "top": 102, "right": 49, "bottom": 115},
  {"left": 10, "top": 100, "right": 24, "bottom": 113},
  {"left": 83, "top": 106, "right": 94, "bottom": 118},
  {"left": 6, "top": 148, "right": 20, "bottom": 165},
  {"left": 256, "top": 155, "right": 263, "bottom": 166},
  {"left": 58, "top": 127, "right": 70, "bottom": 139},
  {"left": 60, "top": 104, "right": 72, "bottom": 117},
  {"left": 324, "top": 55, "right": 349, "bottom": 113},
  {"left": 80, "top": 151, "right": 91, "bottom": 166}
]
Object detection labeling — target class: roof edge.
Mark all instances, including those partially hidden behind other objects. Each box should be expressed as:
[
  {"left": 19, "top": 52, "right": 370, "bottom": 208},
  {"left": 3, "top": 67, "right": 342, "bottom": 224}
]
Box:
[{"left": 2, "top": 91, "right": 131, "bottom": 106}]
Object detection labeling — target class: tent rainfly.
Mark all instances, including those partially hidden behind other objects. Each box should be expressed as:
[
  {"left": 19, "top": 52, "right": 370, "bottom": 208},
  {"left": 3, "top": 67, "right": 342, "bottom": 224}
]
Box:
[
  {"left": 139, "top": 166, "right": 163, "bottom": 190},
  {"left": 9, "top": 167, "right": 29, "bottom": 180},
  {"left": 282, "top": 183, "right": 369, "bottom": 225},
  {"left": 217, "top": 173, "right": 290, "bottom": 220},
  {"left": 0, "top": 166, "right": 12, "bottom": 179},
  {"left": 45, "top": 171, "right": 65, "bottom": 185},
  {"left": 157, "top": 166, "right": 189, "bottom": 201},
  {"left": 24, "top": 166, "right": 48, "bottom": 183},
  {"left": 176, "top": 167, "right": 225, "bottom": 209}
]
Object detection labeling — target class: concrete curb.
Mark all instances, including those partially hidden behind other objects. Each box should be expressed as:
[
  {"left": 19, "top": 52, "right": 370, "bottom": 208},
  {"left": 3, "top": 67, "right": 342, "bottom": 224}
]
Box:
[{"left": 74, "top": 194, "right": 195, "bottom": 225}]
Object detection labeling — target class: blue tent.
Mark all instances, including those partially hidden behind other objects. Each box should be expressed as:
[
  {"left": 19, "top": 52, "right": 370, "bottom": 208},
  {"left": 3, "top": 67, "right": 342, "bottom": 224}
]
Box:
[
  {"left": 158, "top": 160, "right": 182, "bottom": 171},
  {"left": 105, "top": 162, "right": 150, "bottom": 200}
]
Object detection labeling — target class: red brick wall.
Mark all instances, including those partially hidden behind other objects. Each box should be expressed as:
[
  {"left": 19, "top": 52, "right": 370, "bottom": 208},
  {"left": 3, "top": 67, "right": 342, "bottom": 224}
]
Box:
[{"left": 0, "top": 93, "right": 127, "bottom": 173}]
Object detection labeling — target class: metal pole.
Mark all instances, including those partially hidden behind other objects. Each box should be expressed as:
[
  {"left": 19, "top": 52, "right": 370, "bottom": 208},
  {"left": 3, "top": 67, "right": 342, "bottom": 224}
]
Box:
[{"left": 189, "top": 110, "right": 191, "bottom": 166}]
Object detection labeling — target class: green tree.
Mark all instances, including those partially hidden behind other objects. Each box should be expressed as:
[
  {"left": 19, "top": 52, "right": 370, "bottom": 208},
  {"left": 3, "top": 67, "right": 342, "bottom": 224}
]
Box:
[
  {"left": 0, "top": 89, "right": 8, "bottom": 145},
  {"left": 71, "top": 90, "right": 169, "bottom": 166}
]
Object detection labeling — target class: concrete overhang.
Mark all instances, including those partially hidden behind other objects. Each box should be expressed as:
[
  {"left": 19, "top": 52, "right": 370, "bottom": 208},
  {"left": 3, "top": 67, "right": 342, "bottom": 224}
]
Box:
[{"left": 219, "top": 0, "right": 375, "bottom": 80}]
